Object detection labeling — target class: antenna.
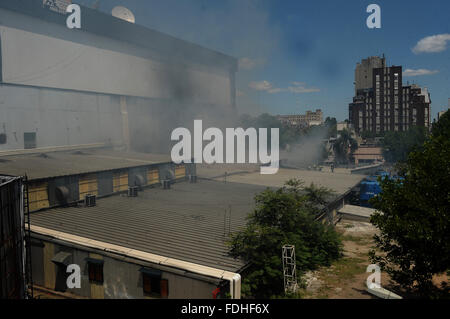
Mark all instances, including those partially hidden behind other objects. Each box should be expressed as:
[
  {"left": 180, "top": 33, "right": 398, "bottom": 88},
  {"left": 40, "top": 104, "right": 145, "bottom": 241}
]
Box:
[{"left": 112, "top": 6, "right": 136, "bottom": 24}]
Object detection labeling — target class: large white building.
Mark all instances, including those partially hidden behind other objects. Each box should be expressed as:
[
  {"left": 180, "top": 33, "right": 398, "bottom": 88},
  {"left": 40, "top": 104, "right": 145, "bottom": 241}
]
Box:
[{"left": 0, "top": 0, "right": 237, "bottom": 153}]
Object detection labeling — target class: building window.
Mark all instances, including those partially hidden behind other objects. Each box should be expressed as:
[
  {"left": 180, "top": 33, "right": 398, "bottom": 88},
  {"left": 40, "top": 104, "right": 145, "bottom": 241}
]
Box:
[
  {"left": 87, "top": 259, "right": 104, "bottom": 284},
  {"left": 140, "top": 268, "right": 168, "bottom": 298}
]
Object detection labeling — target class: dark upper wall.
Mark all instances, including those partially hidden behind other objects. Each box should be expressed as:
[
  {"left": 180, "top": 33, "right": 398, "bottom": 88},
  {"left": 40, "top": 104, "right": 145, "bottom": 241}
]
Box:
[{"left": 0, "top": 0, "right": 237, "bottom": 72}]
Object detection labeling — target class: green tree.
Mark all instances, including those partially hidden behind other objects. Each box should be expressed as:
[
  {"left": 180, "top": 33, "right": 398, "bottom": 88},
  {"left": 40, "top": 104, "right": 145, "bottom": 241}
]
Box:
[
  {"left": 333, "top": 129, "right": 358, "bottom": 164},
  {"left": 228, "top": 179, "right": 342, "bottom": 298},
  {"left": 324, "top": 117, "right": 337, "bottom": 139},
  {"left": 381, "top": 126, "right": 428, "bottom": 163},
  {"left": 369, "top": 112, "right": 450, "bottom": 298}
]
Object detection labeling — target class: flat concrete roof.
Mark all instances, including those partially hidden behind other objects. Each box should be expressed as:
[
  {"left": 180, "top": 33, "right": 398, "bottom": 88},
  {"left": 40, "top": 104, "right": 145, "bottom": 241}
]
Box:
[
  {"left": 0, "top": 148, "right": 171, "bottom": 180},
  {"left": 214, "top": 168, "right": 365, "bottom": 196},
  {"left": 30, "top": 180, "right": 268, "bottom": 273},
  {"left": 338, "top": 204, "right": 377, "bottom": 222}
]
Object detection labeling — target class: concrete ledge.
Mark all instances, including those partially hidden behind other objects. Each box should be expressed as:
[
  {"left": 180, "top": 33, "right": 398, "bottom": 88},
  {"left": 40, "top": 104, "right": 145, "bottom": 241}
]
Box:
[
  {"left": 0, "top": 143, "right": 106, "bottom": 157},
  {"left": 338, "top": 204, "right": 377, "bottom": 222},
  {"left": 367, "top": 286, "right": 403, "bottom": 299}
]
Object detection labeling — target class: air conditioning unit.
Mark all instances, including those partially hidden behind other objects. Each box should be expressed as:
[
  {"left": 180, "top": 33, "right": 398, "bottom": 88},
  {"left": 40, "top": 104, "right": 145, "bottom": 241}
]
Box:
[
  {"left": 128, "top": 186, "right": 138, "bottom": 197},
  {"left": 85, "top": 194, "right": 96, "bottom": 207}
]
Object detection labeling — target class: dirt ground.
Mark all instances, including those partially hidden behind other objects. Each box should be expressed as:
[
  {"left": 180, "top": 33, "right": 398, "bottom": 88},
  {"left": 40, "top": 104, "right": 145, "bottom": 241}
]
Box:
[{"left": 300, "top": 219, "right": 392, "bottom": 299}]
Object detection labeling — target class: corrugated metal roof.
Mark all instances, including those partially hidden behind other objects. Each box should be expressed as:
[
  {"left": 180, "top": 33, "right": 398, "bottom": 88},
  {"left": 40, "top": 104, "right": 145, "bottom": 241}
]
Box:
[
  {"left": 0, "top": 149, "right": 171, "bottom": 180},
  {"left": 30, "top": 180, "right": 268, "bottom": 272}
]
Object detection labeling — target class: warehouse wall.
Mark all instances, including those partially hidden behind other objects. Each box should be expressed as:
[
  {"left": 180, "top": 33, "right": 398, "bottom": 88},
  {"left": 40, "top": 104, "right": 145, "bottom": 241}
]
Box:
[
  {"left": 0, "top": 84, "right": 123, "bottom": 151},
  {"left": 0, "top": 21, "right": 232, "bottom": 104},
  {"left": 0, "top": 8, "right": 236, "bottom": 152},
  {"left": 31, "top": 238, "right": 219, "bottom": 299}
]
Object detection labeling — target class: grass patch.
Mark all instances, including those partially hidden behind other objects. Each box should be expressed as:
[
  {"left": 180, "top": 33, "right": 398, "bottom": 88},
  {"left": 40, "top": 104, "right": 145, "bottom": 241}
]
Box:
[{"left": 340, "top": 234, "right": 372, "bottom": 245}]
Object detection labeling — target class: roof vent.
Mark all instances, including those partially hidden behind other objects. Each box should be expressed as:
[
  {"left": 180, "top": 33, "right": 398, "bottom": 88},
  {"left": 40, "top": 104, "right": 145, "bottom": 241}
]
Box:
[
  {"left": 85, "top": 194, "right": 96, "bottom": 207},
  {"left": 56, "top": 186, "right": 70, "bottom": 204},
  {"left": 128, "top": 186, "right": 138, "bottom": 197},
  {"left": 134, "top": 174, "right": 145, "bottom": 189}
]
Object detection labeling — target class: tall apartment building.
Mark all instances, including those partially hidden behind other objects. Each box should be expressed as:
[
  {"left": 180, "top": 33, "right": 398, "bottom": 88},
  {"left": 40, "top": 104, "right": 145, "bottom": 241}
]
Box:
[
  {"left": 349, "top": 57, "right": 431, "bottom": 135},
  {"left": 277, "top": 109, "right": 323, "bottom": 128},
  {"left": 354, "top": 56, "right": 386, "bottom": 95}
]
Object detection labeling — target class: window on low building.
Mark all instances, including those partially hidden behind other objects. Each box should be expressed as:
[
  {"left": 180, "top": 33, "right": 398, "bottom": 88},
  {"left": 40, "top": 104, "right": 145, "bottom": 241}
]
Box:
[
  {"left": 140, "top": 268, "right": 168, "bottom": 298},
  {"left": 86, "top": 258, "right": 104, "bottom": 284}
]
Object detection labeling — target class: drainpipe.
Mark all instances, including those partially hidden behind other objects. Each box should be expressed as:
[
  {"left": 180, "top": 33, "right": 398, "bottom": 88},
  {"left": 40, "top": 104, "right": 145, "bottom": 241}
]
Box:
[
  {"left": 120, "top": 96, "right": 130, "bottom": 151},
  {"left": 230, "top": 273, "right": 241, "bottom": 299}
]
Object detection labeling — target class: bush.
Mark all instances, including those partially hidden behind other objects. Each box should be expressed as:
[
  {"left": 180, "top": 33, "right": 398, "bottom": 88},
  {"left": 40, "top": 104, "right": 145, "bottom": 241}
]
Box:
[{"left": 228, "top": 179, "right": 342, "bottom": 298}]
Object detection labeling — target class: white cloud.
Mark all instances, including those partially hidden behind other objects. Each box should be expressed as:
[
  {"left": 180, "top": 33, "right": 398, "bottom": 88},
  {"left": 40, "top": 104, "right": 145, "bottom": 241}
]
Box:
[
  {"left": 238, "top": 57, "right": 266, "bottom": 70},
  {"left": 403, "top": 68, "right": 439, "bottom": 77},
  {"left": 249, "top": 80, "right": 272, "bottom": 91},
  {"left": 412, "top": 34, "right": 450, "bottom": 54},
  {"left": 248, "top": 80, "right": 319, "bottom": 94},
  {"left": 288, "top": 82, "right": 320, "bottom": 93},
  {"left": 267, "top": 88, "right": 286, "bottom": 94}
]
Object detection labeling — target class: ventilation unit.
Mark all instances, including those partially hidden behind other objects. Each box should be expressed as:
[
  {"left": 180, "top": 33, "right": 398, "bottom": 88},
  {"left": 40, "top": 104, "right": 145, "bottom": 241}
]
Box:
[
  {"left": 85, "top": 194, "right": 96, "bottom": 207},
  {"left": 128, "top": 186, "right": 138, "bottom": 197}
]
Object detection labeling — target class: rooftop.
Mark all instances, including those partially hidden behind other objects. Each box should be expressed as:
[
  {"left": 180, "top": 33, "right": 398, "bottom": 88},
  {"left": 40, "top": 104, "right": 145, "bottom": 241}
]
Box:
[
  {"left": 30, "top": 179, "right": 268, "bottom": 273},
  {"left": 213, "top": 168, "right": 365, "bottom": 196},
  {"left": 0, "top": 146, "right": 171, "bottom": 180}
]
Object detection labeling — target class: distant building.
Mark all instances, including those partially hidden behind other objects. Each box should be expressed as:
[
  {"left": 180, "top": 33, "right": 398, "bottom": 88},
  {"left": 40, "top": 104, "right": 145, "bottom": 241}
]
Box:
[
  {"left": 277, "top": 109, "right": 323, "bottom": 128},
  {"left": 337, "top": 121, "right": 352, "bottom": 132},
  {"left": 437, "top": 109, "right": 449, "bottom": 121},
  {"left": 354, "top": 56, "right": 386, "bottom": 95},
  {"left": 349, "top": 57, "right": 431, "bottom": 135},
  {"left": 437, "top": 99, "right": 449, "bottom": 121}
]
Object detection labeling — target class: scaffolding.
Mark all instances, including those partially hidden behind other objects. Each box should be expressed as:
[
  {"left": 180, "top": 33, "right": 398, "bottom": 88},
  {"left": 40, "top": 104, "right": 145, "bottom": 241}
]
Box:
[{"left": 282, "top": 245, "right": 298, "bottom": 294}]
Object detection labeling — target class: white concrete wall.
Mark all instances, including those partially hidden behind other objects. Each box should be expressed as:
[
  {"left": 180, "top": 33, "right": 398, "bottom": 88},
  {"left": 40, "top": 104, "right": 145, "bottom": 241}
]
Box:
[
  {"left": 0, "top": 84, "right": 123, "bottom": 150},
  {"left": 0, "top": 25, "right": 231, "bottom": 105}
]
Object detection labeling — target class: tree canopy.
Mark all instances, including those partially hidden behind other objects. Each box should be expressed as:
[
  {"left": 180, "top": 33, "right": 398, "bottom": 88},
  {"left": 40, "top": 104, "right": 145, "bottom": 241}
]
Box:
[
  {"left": 228, "top": 179, "right": 342, "bottom": 298},
  {"left": 381, "top": 126, "right": 428, "bottom": 163},
  {"left": 333, "top": 129, "right": 358, "bottom": 164},
  {"left": 370, "top": 112, "right": 450, "bottom": 297}
]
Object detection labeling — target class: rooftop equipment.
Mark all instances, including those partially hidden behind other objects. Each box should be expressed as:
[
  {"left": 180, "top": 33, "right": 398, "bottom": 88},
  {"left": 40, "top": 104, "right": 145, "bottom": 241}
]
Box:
[
  {"left": 85, "top": 194, "right": 96, "bottom": 207},
  {"left": 128, "top": 186, "right": 138, "bottom": 197}
]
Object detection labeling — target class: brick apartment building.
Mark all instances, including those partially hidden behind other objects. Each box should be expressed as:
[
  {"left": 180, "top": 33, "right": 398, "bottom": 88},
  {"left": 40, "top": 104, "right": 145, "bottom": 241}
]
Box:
[{"left": 349, "top": 56, "right": 431, "bottom": 135}]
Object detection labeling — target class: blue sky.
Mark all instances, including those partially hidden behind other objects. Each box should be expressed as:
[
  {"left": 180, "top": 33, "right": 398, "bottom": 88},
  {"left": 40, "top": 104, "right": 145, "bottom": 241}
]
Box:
[{"left": 79, "top": 0, "right": 450, "bottom": 121}]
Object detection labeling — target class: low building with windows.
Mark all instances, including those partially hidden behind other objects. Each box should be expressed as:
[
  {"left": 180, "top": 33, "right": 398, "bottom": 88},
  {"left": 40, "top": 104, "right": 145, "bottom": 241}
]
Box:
[{"left": 277, "top": 109, "right": 323, "bottom": 128}]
